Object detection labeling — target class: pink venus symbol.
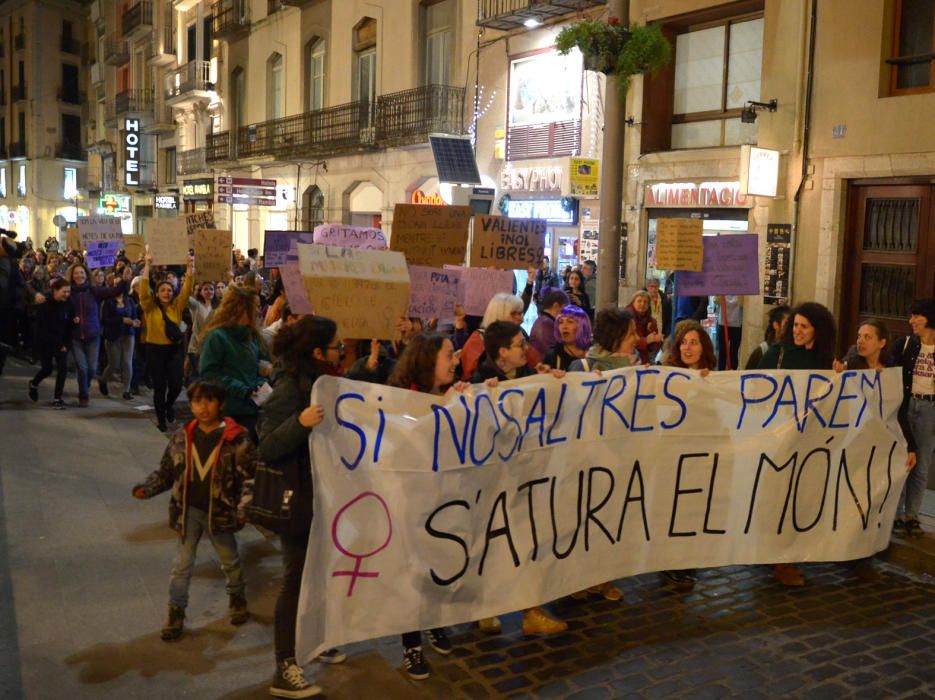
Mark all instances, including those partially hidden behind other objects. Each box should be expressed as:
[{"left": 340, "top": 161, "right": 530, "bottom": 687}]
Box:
[{"left": 331, "top": 491, "right": 393, "bottom": 597}]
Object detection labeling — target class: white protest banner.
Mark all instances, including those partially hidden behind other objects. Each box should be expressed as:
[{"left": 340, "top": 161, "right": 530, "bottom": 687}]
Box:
[
  {"left": 408, "top": 266, "right": 461, "bottom": 318},
  {"left": 296, "top": 368, "right": 907, "bottom": 660},
  {"left": 297, "top": 244, "right": 411, "bottom": 340},
  {"left": 144, "top": 217, "right": 189, "bottom": 265},
  {"left": 78, "top": 216, "right": 122, "bottom": 248},
  {"left": 313, "top": 224, "right": 387, "bottom": 251}
]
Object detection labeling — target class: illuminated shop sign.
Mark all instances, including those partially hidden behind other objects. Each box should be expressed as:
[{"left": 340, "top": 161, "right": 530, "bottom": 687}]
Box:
[
  {"left": 182, "top": 178, "right": 214, "bottom": 200},
  {"left": 410, "top": 189, "right": 446, "bottom": 205},
  {"left": 124, "top": 119, "right": 140, "bottom": 187},
  {"left": 154, "top": 195, "right": 178, "bottom": 209},
  {"left": 506, "top": 199, "right": 575, "bottom": 225},
  {"left": 98, "top": 193, "right": 131, "bottom": 214},
  {"left": 644, "top": 181, "right": 751, "bottom": 208}
]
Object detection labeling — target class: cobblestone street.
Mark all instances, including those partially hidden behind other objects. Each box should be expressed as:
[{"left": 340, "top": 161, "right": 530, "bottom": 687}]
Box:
[{"left": 2, "top": 358, "right": 934, "bottom": 699}]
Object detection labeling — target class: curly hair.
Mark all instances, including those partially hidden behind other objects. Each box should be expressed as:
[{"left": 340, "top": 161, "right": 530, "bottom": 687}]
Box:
[
  {"left": 668, "top": 320, "right": 717, "bottom": 371},
  {"left": 272, "top": 315, "right": 337, "bottom": 377},
  {"left": 781, "top": 302, "right": 837, "bottom": 368},
  {"left": 388, "top": 332, "right": 450, "bottom": 393},
  {"left": 553, "top": 304, "right": 592, "bottom": 350},
  {"left": 200, "top": 284, "right": 264, "bottom": 346}
]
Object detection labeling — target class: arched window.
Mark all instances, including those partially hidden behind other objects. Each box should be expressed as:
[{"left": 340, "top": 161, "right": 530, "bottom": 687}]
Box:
[
  {"left": 303, "top": 185, "right": 324, "bottom": 231},
  {"left": 267, "top": 52, "right": 283, "bottom": 120},
  {"left": 306, "top": 38, "right": 326, "bottom": 112}
]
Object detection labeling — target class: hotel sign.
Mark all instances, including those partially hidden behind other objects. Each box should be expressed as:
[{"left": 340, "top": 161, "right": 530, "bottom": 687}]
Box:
[
  {"left": 644, "top": 181, "right": 751, "bottom": 209},
  {"left": 124, "top": 119, "right": 141, "bottom": 187},
  {"left": 182, "top": 178, "right": 215, "bottom": 201}
]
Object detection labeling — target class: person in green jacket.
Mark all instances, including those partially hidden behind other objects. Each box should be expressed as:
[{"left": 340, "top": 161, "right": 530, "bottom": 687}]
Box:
[{"left": 199, "top": 284, "right": 271, "bottom": 441}]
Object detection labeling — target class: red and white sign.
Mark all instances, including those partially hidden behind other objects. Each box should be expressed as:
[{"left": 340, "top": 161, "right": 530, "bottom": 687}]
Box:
[
  {"left": 217, "top": 177, "right": 277, "bottom": 206},
  {"left": 645, "top": 181, "right": 752, "bottom": 209}
]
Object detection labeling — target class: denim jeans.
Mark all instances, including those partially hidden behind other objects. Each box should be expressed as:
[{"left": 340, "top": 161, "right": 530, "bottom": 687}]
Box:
[
  {"left": 168, "top": 506, "right": 245, "bottom": 609},
  {"left": 898, "top": 398, "right": 935, "bottom": 521},
  {"left": 71, "top": 336, "right": 101, "bottom": 399},
  {"left": 100, "top": 335, "right": 135, "bottom": 393}
]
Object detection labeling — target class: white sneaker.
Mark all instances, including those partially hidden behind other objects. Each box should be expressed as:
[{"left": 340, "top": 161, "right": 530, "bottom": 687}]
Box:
[{"left": 269, "top": 659, "right": 322, "bottom": 698}]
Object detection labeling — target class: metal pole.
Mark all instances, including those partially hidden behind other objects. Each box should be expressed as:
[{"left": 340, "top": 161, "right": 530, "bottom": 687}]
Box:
[{"left": 595, "top": 0, "right": 629, "bottom": 310}]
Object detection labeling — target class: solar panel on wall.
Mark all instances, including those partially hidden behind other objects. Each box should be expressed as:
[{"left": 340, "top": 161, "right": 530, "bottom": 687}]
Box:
[{"left": 430, "top": 134, "right": 482, "bottom": 185}]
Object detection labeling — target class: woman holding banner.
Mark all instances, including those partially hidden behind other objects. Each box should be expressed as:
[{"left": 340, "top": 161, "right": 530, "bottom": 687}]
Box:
[
  {"left": 258, "top": 315, "right": 347, "bottom": 699},
  {"left": 138, "top": 252, "right": 193, "bottom": 431},
  {"left": 758, "top": 301, "right": 837, "bottom": 586}
]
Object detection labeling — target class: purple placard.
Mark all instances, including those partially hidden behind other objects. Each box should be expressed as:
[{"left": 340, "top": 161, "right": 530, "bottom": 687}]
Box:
[
  {"left": 446, "top": 266, "right": 515, "bottom": 316},
  {"left": 677, "top": 234, "right": 760, "bottom": 296},
  {"left": 408, "top": 266, "right": 461, "bottom": 318},
  {"left": 264, "top": 230, "right": 315, "bottom": 267},
  {"left": 279, "top": 263, "right": 313, "bottom": 316},
  {"left": 86, "top": 240, "right": 122, "bottom": 269},
  {"left": 313, "top": 224, "right": 387, "bottom": 250}
]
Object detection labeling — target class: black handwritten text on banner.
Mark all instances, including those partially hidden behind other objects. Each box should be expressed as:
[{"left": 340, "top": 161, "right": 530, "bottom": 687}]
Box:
[{"left": 295, "top": 368, "right": 907, "bottom": 661}]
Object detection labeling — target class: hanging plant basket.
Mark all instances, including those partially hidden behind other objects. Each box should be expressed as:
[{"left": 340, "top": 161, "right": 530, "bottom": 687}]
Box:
[{"left": 556, "top": 19, "right": 671, "bottom": 97}]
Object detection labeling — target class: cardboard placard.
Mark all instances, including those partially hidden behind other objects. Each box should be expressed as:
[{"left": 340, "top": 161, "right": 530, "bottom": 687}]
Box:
[
  {"left": 78, "top": 216, "right": 123, "bottom": 248},
  {"left": 65, "top": 227, "right": 81, "bottom": 252},
  {"left": 390, "top": 204, "right": 471, "bottom": 266},
  {"left": 278, "top": 262, "right": 314, "bottom": 315},
  {"left": 193, "top": 228, "right": 232, "bottom": 283},
  {"left": 86, "top": 240, "right": 121, "bottom": 269},
  {"left": 452, "top": 266, "right": 515, "bottom": 316},
  {"left": 144, "top": 217, "right": 189, "bottom": 265},
  {"left": 655, "top": 218, "right": 704, "bottom": 272},
  {"left": 470, "top": 215, "right": 547, "bottom": 270},
  {"left": 407, "top": 266, "right": 462, "bottom": 319},
  {"left": 297, "top": 244, "right": 411, "bottom": 340},
  {"left": 185, "top": 211, "right": 216, "bottom": 246},
  {"left": 676, "top": 233, "right": 760, "bottom": 296},
  {"left": 313, "top": 224, "right": 387, "bottom": 251},
  {"left": 263, "top": 230, "right": 315, "bottom": 267},
  {"left": 123, "top": 235, "right": 146, "bottom": 262}
]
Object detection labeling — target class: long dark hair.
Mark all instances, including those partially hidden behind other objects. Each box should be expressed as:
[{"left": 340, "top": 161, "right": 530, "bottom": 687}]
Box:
[
  {"left": 272, "top": 315, "right": 337, "bottom": 378},
  {"left": 765, "top": 305, "right": 790, "bottom": 344},
  {"left": 781, "top": 302, "right": 837, "bottom": 368},
  {"left": 388, "top": 332, "right": 448, "bottom": 393}
]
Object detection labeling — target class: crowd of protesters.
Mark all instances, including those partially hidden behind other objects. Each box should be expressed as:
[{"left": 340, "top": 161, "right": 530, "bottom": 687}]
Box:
[{"left": 1, "top": 228, "right": 933, "bottom": 698}]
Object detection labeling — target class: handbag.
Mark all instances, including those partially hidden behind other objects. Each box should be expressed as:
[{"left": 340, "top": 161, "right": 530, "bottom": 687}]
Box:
[
  {"left": 246, "top": 458, "right": 313, "bottom": 534},
  {"left": 161, "top": 307, "right": 184, "bottom": 345}
]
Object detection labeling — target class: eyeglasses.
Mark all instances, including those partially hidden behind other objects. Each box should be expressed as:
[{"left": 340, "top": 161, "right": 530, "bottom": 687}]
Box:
[
  {"left": 511, "top": 339, "right": 528, "bottom": 349},
  {"left": 327, "top": 342, "right": 346, "bottom": 353},
  {"left": 510, "top": 310, "right": 524, "bottom": 319}
]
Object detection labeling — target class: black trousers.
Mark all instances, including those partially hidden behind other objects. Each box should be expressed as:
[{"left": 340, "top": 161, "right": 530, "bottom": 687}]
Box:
[
  {"left": 274, "top": 529, "right": 310, "bottom": 663},
  {"left": 145, "top": 343, "right": 183, "bottom": 423},
  {"left": 32, "top": 349, "right": 68, "bottom": 399},
  {"left": 717, "top": 325, "right": 742, "bottom": 371}
]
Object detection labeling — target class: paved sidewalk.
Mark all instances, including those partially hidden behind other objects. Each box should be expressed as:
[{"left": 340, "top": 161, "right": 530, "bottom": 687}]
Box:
[{"left": 2, "top": 358, "right": 935, "bottom": 699}]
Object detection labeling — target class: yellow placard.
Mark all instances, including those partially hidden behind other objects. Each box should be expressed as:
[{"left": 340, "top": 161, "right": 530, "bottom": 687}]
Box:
[{"left": 655, "top": 218, "right": 704, "bottom": 272}]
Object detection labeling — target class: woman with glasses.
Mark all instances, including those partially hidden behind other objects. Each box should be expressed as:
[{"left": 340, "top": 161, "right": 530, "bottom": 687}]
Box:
[
  {"left": 459, "top": 292, "right": 541, "bottom": 380},
  {"left": 258, "top": 315, "right": 347, "bottom": 698},
  {"left": 198, "top": 284, "right": 272, "bottom": 442}
]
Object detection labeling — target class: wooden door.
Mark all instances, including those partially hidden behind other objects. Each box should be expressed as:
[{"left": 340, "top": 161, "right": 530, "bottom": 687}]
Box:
[{"left": 841, "top": 184, "right": 935, "bottom": 353}]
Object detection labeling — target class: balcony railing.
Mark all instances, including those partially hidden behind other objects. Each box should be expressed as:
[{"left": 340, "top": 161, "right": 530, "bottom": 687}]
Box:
[
  {"left": 177, "top": 147, "right": 207, "bottom": 175},
  {"left": 212, "top": 0, "right": 250, "bottom": 40},
  {"left": 164, "top": 60, "right": 212, "bottom": 101},
  {"left": 151, "top": 24, "right": 177, "bottom": 64},
  {"left": 10, "top": 141, "right": 26, "bottom": 158},
  {"left": 14, "top": 33, "right": 24, "bottom": 50},
  {"left": 11, "top": 84, "right": 25, "bottom": 102},
  {"left": 376, "top": 85, "right": 465, "bottom": 147},
  {"left": 116, "top": 88, "right": 153, "bottom": 114},
  {"left": 56, "top": 142, "right": 86, "bottom": 161},
  {"left": 104, "top": 37, "right": 129, "bottom": 65},
  {"left": 206, "top": 131, "right": 231, "bottom": 162},
  {"left": 60, "top": 35, "right": 81, "bottom": 54},
  {"left": 57, "top": 87, "right": 86, "bottom": 105},
  {"left": 477, "top": 0, "right": 608, "bottom": 30},
  {"left": 122, "top": 0, "right": 153, "bottom": 38}
]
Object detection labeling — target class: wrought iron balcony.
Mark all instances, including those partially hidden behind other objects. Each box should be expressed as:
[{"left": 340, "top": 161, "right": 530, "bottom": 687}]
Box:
[
  {"left": 57, "top": 87, "right": 86, "bottom": 105},
  {"left": 116, "top": 88, "right": 153, "bottom": 114},
  {"left": 122, "top": 1, "right": 154, "bottom": 40},
  {"left": 376, "top": 85, "right": 465, "bottom": 147},
  {"left": 164, "top": 60, "right": 213, "bottom": 105},
  {"left": 10, "top": 141, "right": 26, "bottom": 158},
  {"left": 56, "top": 142, "right": 86, "bottom": 161},
  {"left": 150, "top": 24, "right": 177, "bottom": 65},
  {"left": 206, "top": 131, "right": 231, "bottom": 162},
  {"left": 212, "top": 0, "right": 250, "bottom": 40},
  {"left": 477, "top": 0, "right": 607, "bottom": 30},
  {"left": 104, "top": 37, "right": 129, "bottom": 65},
  {"left": 14, "top": 33, "right": 24, "bottom": 51},
  {"left": 177, "top": 147, "right": 207, "bottom": 175},
  {"left": 234, "top": 101, "right": 374, "bottom": 161},
  {"left": 60, "top": 35, "right": 81, "bottom": 54},
  {"left": 11, "top": 84, "right": 25, "bottom": 102}
]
